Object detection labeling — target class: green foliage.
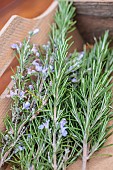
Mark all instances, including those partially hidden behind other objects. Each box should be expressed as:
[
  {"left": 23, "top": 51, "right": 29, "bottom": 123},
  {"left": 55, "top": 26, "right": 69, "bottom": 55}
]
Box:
[
  {"left": 70, "top": 31, "right": 113, "bottom": 169},
  {"left": 0, "top": 1, "right": 113, "bottom": 170},
  {"left": 0, "top": 1, "right": 79, "bottom": 170}
]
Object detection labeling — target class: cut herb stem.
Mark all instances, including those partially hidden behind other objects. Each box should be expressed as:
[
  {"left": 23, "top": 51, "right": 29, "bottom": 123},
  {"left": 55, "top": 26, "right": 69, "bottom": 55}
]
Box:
[{"left": 82, "top": 137, "right": 88, "bottom": 170}]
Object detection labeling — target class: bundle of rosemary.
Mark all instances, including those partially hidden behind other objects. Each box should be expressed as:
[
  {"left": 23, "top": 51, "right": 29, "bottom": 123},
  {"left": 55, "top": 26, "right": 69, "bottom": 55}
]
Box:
[{"left": 0, "top": 1, "right": 113, "bottom": 170}]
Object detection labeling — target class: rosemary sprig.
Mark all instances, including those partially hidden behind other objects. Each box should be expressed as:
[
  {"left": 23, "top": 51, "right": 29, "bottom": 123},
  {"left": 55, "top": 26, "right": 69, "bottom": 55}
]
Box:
[
  {"left": 0, "top": 1, "right": 79, "bottom": 169},
  {"left": 70, "top": 31, "right": 113, "bottom": 170},
  {"left": 1, "top": 1, "right": 113, "bottom": 170}
]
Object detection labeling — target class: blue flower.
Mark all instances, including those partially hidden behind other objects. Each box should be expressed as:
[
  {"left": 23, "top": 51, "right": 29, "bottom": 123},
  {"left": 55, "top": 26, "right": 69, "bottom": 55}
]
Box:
[
  {"left": 14, "top": 145, "right": 25, "bottom": 153},
  {"left": 7, "top": 89, "right": 19, "bottom": 98},
  {"left": 33, "top": 28, "right": 39, "bottom": 35},
  {"left": 29, "top": 85, "right": 33, "bottom": 90},
  {"left": 18, "top": 145, "right": 25, "bottom": 151},
  {"left": 31, "top": 44, "right": 40, "bottom": 56},
  {"left": 42, "top": 67, "right": 48, "bottom": 74},
  {"left": 44, "top": 120, "right": 50, "bottom": 129},
  {"left": 31, "top": 44, "right": 37, "bottom": 53},
  {"left": 32, "top": 60, "right": 42, "bottom": 72},
  {"left": 36, "top": 52, "right": 40, "bottom": 57},
  {"left": 35, "top": 65, "right": 43, "bottom": 72},
  {"left": 10, "top": 90, "right": 16, "bottom": 97},
  {"left": 61, "top": 127, "right": 68, "bottom": 137},
  {"left": 23, "top": 101, "right": 30, "bottom": 110},
  {"left": 11, "top": 43, "right": 19, "bottom": 50},
  {"left": 16, "top": 41, "right": 22, "bottom": 48},
  {"left": 60, "top": 118, "right": 68, "bottom": 137},
  {"left": 27, "top": 68, "right": 36, "bottom": 75},
  {"left": 38, "top": 120, "right": 50, "bottom": 130},
  {"left": 32, "top": 60, "right": 39, "bottom": 66},
  {"left": 38, "top": 124, "right": 45, "bottom": 130},
  {"left": 71, "top": 78, "right": 77, "bottom": 83},
  {"left": 29, "top": 28, "right": 39, "bottom": 36},
  {"left": 60, "top": 118, "right": 67, "bottom": 127},
  {"left": 19, "top": 91, "right": 25, "bottom": 99}
]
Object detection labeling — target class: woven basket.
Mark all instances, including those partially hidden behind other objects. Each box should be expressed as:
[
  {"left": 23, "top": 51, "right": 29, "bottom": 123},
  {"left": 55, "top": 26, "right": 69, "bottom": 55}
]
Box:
[{"left": 1, "top": 1, "right": 113, "bottom": 170}]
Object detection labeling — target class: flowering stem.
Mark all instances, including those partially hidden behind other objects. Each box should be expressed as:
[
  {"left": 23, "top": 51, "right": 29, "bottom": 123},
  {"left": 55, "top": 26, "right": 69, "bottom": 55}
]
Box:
[
  {"left": 53, "top": 100, "right": 57, "bottom": 170},
  {"left": 0, "top": 126, "right": 27, "bottom": 168}
]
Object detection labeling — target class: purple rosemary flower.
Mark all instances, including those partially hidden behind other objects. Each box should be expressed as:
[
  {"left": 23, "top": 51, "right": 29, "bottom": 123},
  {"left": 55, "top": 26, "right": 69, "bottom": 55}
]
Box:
[
  {"left": 60, "top": 118, "right": 68, "bottom": 137},
  {"left": 29, "top": 85, "right": 33, "bottom": 90},
  {"left": 23, "top": 101, "right": 30, "bottom": 110},
  {"left": 36, "top": 52, "right": 40, "bottom": 57},
  {"left": 11, "top": 43, "right": 19, "bottom": 50},
  {"left": 38, "top": 119, "right": 50, "bottom": 130},
  {"left": 9, "top": 90, "right": 16, "bottom": 97},
  {"left": 44, "top": 120, "right": 50, "bottom": 129},
  {"left": 16, "top": 41, "right": 22, "bottom": 48},
  {"left": 18, "top": 145, "right": 25, "bottom": 151},
  {"left": 31, "top": 44, "right": 40, "bottom": 56},
  {"left": 61, "top": 127, "right": 68, "bottom": 137},
  {"left": 14, "top": 144, "right": 25, "bottom": 153},
  {"left": 29, "top": 28, "right": 39, "bottom": 36},
  {"left": 71, "top": 78, "right": 77, "bottom": 83},
  {"left": 32, "top": 60, "right": 39, "bottom": 66},
  {"left": 42, "top": 67, "right": 48, "bottom": 74},
  {"left": 19, "top": 90, "right": 25, "bottom": 99},
  {"left": 27, "top": 68, "right": 36, "bottom": 75},
  {"left": 31, "top": 44, "right": 37, "bottom": 54},
  {"left": 7, "top": 89, "right": 19, "bottom": 98},
  {"left": 38, "top": 124, "right": 45, "bottom": 130},
  {"left": 60, "top": 118, "right": 67, "bottom": 127},
  {"left": 33, "top": 28, "right": 39, "bottom": 35},
  {"left": 35, "top": 65, "right": 43, "bottom": 72}
]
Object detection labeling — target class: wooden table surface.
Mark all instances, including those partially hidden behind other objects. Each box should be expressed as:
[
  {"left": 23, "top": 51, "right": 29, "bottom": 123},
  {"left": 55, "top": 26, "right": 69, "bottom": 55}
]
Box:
[{"left": 0, "top": 0, "right": 53, "bottom": 95}]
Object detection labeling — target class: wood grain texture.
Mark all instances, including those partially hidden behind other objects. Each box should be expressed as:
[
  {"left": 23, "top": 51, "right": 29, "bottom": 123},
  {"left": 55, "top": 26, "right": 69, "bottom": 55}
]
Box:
[
  {"left": 0, "top": 0, "right": 53, "bottom": 30},
  {"left": 74, "top": 2, "right": 113, "bottom": 44},
  {"left": 76, "top": 14, "right": 113, "bottom": 43},
  {"left": 74, "top": 2, "right": 113, "bottom": 17}
]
